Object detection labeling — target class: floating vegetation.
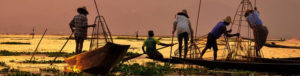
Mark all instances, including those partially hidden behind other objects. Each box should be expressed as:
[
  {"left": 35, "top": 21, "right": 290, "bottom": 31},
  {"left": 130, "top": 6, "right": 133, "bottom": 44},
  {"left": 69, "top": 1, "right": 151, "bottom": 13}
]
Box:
[
  {"left": 0, "top": 50, "right": 76, "bottom": 57},
  {"left": 40, "top": 67, "right": 60, "bottom": 73},
  {"left": 126, "top": 52, "right": 140, "bottom": 57},
  {"left": 0, "top": 67, "right": 41, "bottom": 76},
  {"left": 212, "top": 68, "right": 255, "bottom": 75},
  {"left": 0, "top": 50, "right": 139, "bottom": 57},
  {"left": 54, "top": 72, "right": 92, "bottom": 76},
  {"left": 0, "top": 67, "right": 91, "bottom": 76},
  {"left": 34, "top": 52, "right": 76, "bottom": 57},
  {"left": 0, "top": 42, "right": 30, "bottom": 45},
  {"left": 0, "top": 50, "right": 23, "bottom": 56},
  {"left": 20, "top": 60, "right": 65, "bottom": 64},
  {"left": 0, "top": 62, "right": 7, "bottom": 67},
  {"left": 113, "top": 62, "right": 257, "bottom": 75},
  {"left": 129, "top": 47, "right": 139, "bottom": 51},
  {"left": 9, "top": 60, "right": 15, "bottom": 62},
  {"left": 9, "top": 38, "right": 31, "bottom": 40},
  {"left": 113, "top": 62, "right": 209, "bottom": 75}
]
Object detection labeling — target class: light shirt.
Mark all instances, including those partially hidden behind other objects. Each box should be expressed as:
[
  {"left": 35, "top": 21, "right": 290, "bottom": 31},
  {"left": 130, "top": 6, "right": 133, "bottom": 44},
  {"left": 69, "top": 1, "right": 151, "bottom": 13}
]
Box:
[
  {"left": 246, "top": 11, "right": 263, "bottom": 27},
  {"left": 175, "top": 15, "right": 191, "bottom": 35}
]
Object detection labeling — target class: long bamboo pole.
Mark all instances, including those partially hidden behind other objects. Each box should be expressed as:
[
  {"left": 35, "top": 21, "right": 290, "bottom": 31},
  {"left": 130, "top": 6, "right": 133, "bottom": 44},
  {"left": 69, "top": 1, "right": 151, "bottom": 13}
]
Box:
[
  {"left": 30, "top": 28, "right": 47, "bottom": 62},
  {"left": 169, "top": 33, "right": 174, "bottom": 59},
  {"left": 194, "top": 0, "right": 202, "bottom": 39},
  {"left": 50, "top": 32, "right": 74, "bottom": 65}
]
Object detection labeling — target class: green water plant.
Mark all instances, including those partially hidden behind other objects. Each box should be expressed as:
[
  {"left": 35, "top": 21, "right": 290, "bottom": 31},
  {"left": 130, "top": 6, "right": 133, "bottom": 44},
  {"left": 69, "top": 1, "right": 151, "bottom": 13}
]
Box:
[
  {"left": 0, "top": 50, "right": 76, "bottom": 57},
  {"left": 0, "top": 67, "right": 41, "bottom": 76},
  {"left": 40, "top": 67, "right": 60, "bottom": 73},
  {"left": 113, "top": 62, "right": 209, "bottom": 75},
  {"left": 0, "top": 62, "right": 7, "bottom": 67},
  {"left": 0, "top": 42, "right": 30, "bottom": 45},
  {"left": 20, "top": 60, "right": 65, "bottom": 64}
]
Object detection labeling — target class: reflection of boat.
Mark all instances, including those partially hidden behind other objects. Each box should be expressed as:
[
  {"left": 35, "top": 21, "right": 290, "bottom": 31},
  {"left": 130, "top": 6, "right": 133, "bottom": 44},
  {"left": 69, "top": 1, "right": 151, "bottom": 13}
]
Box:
[{"left": 172, "top": 57, "right": 300, "bottom": 73}]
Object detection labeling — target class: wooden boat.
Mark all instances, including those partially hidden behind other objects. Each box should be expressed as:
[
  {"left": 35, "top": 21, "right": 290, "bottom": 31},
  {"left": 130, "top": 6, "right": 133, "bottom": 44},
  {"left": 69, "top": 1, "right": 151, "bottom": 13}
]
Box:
[
  {"left": 276, "top": 57, "right": 300, "bottom": 61},
  {"left": 147, "top": 57, "right": 184, "bottom": 64},
  {"left": 65, "top": 42, "right": 130, "bottom": 75},
  {"left": 172, "top": 57, "right": 300, "bottom": 73},
  {"left": 241, "top": 56, "right": 300, "bottom": 63},
  {"left": 264, "top": 42, "right": 300, "bottom": 49}
]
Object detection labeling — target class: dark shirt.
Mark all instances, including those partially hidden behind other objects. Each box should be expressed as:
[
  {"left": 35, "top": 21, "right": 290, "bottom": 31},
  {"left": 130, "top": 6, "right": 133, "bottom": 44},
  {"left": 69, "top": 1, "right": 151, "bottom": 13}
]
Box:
[{"left": 210, "top": 22, "right": 227, "bottom": 38}]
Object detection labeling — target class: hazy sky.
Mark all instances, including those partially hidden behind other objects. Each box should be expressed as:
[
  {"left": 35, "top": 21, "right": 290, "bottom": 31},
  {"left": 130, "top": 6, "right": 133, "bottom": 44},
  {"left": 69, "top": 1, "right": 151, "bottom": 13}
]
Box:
[{"left": 0, "top": 0, "right": 300, "bottom": 38}]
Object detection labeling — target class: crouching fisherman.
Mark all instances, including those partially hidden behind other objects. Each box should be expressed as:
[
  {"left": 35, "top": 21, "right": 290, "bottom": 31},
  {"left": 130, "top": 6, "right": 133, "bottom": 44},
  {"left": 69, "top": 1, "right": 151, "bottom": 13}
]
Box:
[
  {"left": 200, "top": 16, "right": 240, "bottom": 61},
  {"left": 142, "top": 30, "right": 172, "bottom": 59}
]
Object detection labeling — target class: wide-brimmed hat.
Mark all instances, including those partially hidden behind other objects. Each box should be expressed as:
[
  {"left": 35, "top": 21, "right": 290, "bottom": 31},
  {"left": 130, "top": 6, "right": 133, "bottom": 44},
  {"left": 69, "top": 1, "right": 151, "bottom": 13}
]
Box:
[
  {"left": 77, "top": 6, "right": 89, "bottom": 15},
  {"left": 223, "top": 16, "right": 231, "bottom": 23},
  {"left": 244, "top": 10, "right": 253, "bottom": 17},
  {"left": 182, "top": 9, "right": 187, "bottom": 14},
  {"left": 80, "top": 6, "right": 86, "bottom": 10}
]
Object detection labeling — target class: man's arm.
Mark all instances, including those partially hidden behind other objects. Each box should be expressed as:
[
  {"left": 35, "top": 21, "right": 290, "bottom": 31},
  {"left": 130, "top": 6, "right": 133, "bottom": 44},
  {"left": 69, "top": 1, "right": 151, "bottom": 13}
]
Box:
[
  {"left": 142, "top": 41, "right": 146, "bottom": 54},
  {"left": 142, "top": 45, "right": 146, "bottom": 54},
  {"left": 154, "top": 38, "right": 172, "bottom": 46},
  {"left": 188, "top": 21, "right": 194, "bottom": 42},
  {"left": 172, "top": 21, "right": 177, "bottom": 34},
  {"left": 246, "top": 19, "right": 254, "bottom": 28},
  {"left": 83, "top": 16, "right": 96, "bottom": 28},
  {"left": 158, "top": 43, "right": 173, "bottom": 46},
  {"left": 69, "top": 19, "right": 75, "bottom": 32},
  {"left": 223, "top": 27, "right": 239, "bottom": 37},
  {"left": 87, "top": 24, "right": 96, "bottom": 27}
]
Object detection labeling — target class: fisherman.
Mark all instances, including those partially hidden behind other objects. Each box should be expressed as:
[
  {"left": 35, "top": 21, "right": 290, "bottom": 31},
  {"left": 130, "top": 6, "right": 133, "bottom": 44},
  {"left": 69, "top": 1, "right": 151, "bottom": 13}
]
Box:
[
  {"left": 200, "top": 16, "right": 240, "bottom": 61},
  {"left": 136, "top": 31, "right": 139, "bottom": 40},
  {"left": 142, "top": 30, "right": 172, "bottom": 59},
  {"left": 69, "top": 6, "right": 95, "bottom": 54},
  {"left": 172, "top": 9, "right": 194, "bottom": 59},
  {"left": 244, "top": 7, "right": 268, "bottom": 57}
]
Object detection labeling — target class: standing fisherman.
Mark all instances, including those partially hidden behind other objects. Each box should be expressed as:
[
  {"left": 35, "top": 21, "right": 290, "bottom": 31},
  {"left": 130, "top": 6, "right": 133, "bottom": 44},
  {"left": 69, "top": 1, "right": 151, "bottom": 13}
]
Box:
[
  {"left": 69, "top": 7, "right": 95, "bottom": 54},
  {"left": 172, "top": 9, "right": 194, "bottom": 59},
  {"left": 200, "top": 16, "right": 240, "bottom": 61},
  {"left": 244, "top": 7, "right": 268, "bottom": 57}
]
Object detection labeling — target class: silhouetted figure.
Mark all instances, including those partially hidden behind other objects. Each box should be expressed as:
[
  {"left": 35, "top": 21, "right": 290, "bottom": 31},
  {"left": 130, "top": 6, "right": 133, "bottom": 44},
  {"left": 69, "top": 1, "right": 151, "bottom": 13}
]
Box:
[
  {"left": 244, "top": 7, "right": 268, "bottom": 57},
  {"left": 69, "top": 7, "right": 95, "bottom": 54},
  {"left": 142, "top": 30, "right": 172, "bottom": 59},
  {"left": 136, "top": 31, "right": 139, "bottom": 40},
  {"left": 172, "top": 9, "right": 194, "bottom": 59},
  {"left": 200, "top": 16, "right": 240, "bottom": 61},
  {"left": 31, "top": 27, "right": 35, "bottom": 39}
]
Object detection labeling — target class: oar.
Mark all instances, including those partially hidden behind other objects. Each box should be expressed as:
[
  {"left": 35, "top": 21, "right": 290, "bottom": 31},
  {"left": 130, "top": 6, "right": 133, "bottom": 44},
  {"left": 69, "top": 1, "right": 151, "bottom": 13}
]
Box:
[
  {"left": 50, "top": 32, "right": 74, "bottom": 65},
  {"left": 30, "top": 28, "right": 47, "bottom": 62},
  {"left": 157, "top": 43, "right": 178, "bottom": 51},
  {"left": 169, "top": 33, "right": 175, "bottom": 59},
  {"left": 122, "top": 43, "right": 178, "bottom": 62}
]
